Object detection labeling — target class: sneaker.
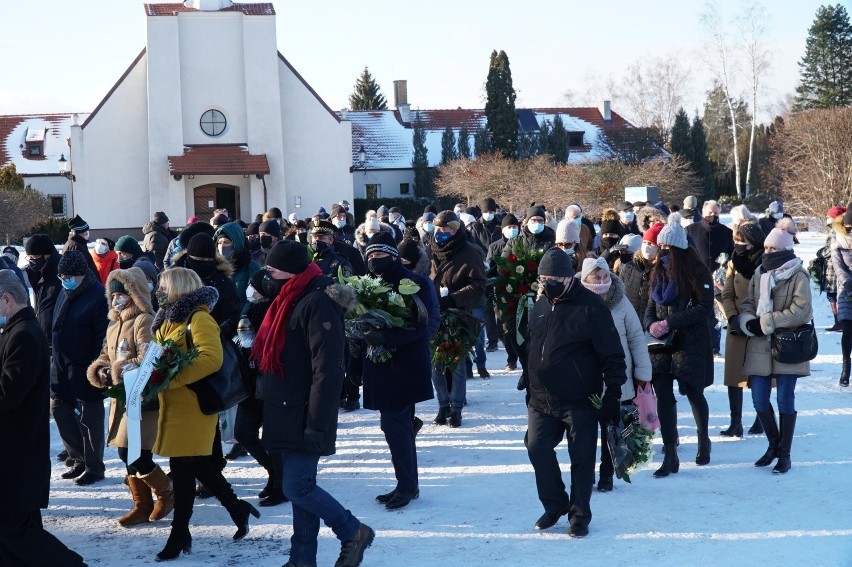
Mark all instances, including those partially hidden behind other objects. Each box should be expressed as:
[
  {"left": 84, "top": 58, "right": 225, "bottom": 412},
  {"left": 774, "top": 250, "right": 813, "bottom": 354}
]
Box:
[
  {"left": 340, "top": 399, "right": 360, "bottom": 412},
  {"left": 335, "top": 524, "right": 374, "bottom": 567}
]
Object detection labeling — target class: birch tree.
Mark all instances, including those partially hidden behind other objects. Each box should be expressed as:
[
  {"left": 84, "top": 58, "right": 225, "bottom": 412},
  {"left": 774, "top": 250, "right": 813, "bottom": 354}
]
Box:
[{"left": 739, "top": 1, "right": 770, "bottom": 198}]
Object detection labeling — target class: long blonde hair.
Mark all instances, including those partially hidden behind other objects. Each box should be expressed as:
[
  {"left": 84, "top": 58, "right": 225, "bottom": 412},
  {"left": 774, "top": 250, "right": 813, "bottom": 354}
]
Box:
[{"left": 159, "top": 267, "right": 202, "bottom": 303}]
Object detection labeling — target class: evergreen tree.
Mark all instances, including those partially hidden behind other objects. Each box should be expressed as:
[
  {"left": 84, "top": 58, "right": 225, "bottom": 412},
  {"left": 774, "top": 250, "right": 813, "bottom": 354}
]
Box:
[
  {"left": 516, "top": 132, "right": 541, "bottom": 160},
  {"left": 440, "top": 126, "right": 457, "bottom": 165},
  {"left": 412, "top": 115, "right": 434, "bottom": 198},
  {"left": 546, "top": 114, "right": 570, "bottom": 164},
  {"left": 794, "top": 4, "right": 852, "bottom": 110},
  {"left": 474, "top": 126, "right": 492, "bottom": 156},
  {"left": 670, "top": 108, "right": 694, "bottom": 164},
  {"left": 690, "top": 115, "right": 715, "bottom": 199},
  {"left": 457, "top": 126, "right": 471, "bottom": 159},
  {"left": 348, "top": 66, "right": 388, "bottom": 111},
  {"left": 484, "top": 50, "right": 518, "bottom": 158}
]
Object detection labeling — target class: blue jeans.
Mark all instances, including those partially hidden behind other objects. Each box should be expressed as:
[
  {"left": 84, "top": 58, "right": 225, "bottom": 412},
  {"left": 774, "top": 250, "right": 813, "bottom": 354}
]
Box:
[
  {"left": 751, "top": 374, "right": 798, "bottom": 414},
  {"left": 471, "top": 307, "right": 487, "bottom": 367},
  {"left": 432, "top": 360, "right": 467, "bottom": 411},
  {"left": 279, "top": 450, "right": 360, "bottom": 565}
]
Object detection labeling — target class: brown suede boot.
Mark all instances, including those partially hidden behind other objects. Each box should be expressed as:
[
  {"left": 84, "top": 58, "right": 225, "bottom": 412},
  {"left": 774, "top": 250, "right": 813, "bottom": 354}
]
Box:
[
  {"left": 118, "top": 475, "right": 154, "bottom": 527},
  {"left": 139, "top": 466, "right": 175, "bottom": 521}
]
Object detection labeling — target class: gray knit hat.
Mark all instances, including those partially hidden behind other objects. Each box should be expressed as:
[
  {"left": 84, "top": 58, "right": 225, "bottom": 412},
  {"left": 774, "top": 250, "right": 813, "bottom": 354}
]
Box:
[
  {"left": 657, "top": 213, "right": 689, "bottom": 249},
  {"left": 555, "top": 218, "right": 580, "bottom": 244}
]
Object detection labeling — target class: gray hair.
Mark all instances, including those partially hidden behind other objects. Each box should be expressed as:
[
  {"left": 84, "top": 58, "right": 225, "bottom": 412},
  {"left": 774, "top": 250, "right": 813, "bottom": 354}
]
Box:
[
  {"left": 703, "top": 200, "right": 721, "bottom": 214},
  {"left": 0, "top": 270, "right": 28, "bottom": 305}
]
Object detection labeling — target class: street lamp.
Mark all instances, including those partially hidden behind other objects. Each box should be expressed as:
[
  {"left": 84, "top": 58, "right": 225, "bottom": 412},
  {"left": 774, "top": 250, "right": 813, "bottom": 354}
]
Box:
[
  {"left": 349, "top": 145, "right": 367, "bottom": 174},
  {"left": 58, "top": 154, "right": 75, "bottom": 181}
]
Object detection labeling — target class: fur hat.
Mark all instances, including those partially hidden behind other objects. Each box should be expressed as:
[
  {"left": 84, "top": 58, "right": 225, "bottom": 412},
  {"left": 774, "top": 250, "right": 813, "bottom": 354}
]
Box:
[
  {"left": 57, "top": 250, "right": 87, "bottom": 276},
  {"left": 657, "top": 213, "right": 689, "bottom": 249},
  {"left": 643, "top": 222, "right": 665, "bottom": 245},
  {"left": 764, "top": 217, "right": 797, "bottom": 250},
  {"left": 538, "top": 248, "right": 575, "bottom": 278},
  {"left": 555, "top": 218, "right": 580, "bottom": 244},
  {"left": 365, "top": 232, "right": 399, "bottom": 258},
  {"left": 266, "top": 240, "right": 310, "bottom": 273},
  {"left": 25, "top": 234, "right": 55, "bottom": 256}
]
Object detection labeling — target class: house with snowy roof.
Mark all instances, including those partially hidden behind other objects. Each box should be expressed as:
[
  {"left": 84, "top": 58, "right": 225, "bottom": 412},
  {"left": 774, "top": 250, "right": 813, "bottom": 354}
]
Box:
[
  {"left": 342, "top": 81, "right": 638, "bottom": 199},
  {"left": 1, "top": 0, "right": 352, "bottom": 238}
]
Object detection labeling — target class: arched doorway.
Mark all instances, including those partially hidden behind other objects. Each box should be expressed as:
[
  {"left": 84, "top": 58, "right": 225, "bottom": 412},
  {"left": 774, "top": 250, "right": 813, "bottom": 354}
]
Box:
[{"left": 193, "top": 184, "right": 240, "bottom": 221}]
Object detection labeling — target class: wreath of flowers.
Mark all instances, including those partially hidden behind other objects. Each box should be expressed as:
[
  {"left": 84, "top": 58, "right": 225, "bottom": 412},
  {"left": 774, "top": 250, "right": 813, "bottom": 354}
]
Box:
[
  {"left": 591, "top": 395, "right": 655, "bottom": 483},
  {"left": 105, "top": 337, "right": 199, "bottom": 404},
  {"left": 430, "top": 309, "right": 481, "bottom": 372}
]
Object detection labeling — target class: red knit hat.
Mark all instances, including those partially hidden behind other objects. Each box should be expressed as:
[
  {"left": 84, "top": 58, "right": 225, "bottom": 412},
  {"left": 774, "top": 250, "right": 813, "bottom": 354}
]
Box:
[
  {"left": 827, "top": 206, "right": 847, "bottom": 219},
  {"left": 643, "top": 222, "right": 665, "bottom": 245}
]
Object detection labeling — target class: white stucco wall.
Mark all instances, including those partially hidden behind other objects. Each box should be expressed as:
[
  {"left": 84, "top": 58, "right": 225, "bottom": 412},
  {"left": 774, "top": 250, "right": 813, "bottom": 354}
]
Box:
[
  {"left": 351, "top": 169, "right": 415, "bottom": 199},
  {"left": 20, "top": 175, "right": 73, "bottom": 216}
]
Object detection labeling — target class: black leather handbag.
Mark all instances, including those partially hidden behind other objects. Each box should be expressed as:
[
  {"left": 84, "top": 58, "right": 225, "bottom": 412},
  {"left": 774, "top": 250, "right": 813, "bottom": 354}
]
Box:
[
  {"left": 771, "top": 320, "right": 818, "bottom": 364},
  {"left": 185, "top": 312, "right": 250, "bottom": 415},
  {"left": 646, "top": 329, "right": 679, "bottom": 354}
]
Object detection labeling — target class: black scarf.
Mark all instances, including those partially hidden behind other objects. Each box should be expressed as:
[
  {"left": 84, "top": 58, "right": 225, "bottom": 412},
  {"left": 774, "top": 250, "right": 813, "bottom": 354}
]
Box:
[
  {"left": 53, "top": 270, "right": 97, "bottom": 333},
  {"left": 430, "top": 228, "right": 467, "bottom": 263},
  {"left": 762, "top": 249, "right": 796, "bottom": 272},
  {"left": 731, "top": 248, "right": 763, "bottom": 279}
]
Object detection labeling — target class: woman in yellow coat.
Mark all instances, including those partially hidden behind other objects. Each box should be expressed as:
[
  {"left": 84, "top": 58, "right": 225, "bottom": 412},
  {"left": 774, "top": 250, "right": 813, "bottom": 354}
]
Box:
[
  {"left": 151, "top": 268, "right": 259, "bottom": 562},
  {"left": 87, "top": 267, "right": 173, "bottom": 527}
]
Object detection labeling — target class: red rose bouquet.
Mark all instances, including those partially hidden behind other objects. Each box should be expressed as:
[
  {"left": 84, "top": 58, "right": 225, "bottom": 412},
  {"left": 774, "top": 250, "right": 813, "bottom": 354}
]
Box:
[
  {"left": 493, "top": 240, "right": 544, "bottom": 340},
  {"left": 105, "top": 338, "right": 199, "bottom": 404},
  {"left": 430, "top": 309, "right": 482, "bottom": 372}
]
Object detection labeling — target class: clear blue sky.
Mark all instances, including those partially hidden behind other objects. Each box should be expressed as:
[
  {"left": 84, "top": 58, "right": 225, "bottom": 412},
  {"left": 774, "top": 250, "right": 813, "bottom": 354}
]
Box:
[{"left": 0, "top": 0, "right": 837, "bottom": 122}]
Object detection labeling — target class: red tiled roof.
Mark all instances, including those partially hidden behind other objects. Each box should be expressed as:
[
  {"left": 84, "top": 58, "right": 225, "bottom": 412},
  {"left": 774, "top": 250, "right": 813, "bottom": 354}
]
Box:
[
  {"left": 533, "top": 107, "right": 633, "bottom": 130},
  {"left": 145, "top": 3, "right": 275, "bottom": 16},
  {"left": 168, "top": 145, "right": 270, "bottom": 175},
  {"left": 0, "top": 114, "right": 78, "bottom": 169}
]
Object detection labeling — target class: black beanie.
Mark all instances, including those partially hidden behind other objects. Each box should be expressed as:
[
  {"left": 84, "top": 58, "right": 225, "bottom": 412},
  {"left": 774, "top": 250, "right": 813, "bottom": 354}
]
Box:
[
  {"left": 501, "top": 213, "right": 519, "bottom": 228},
  {"left": 424, "top": 204, "right": 439, "bottom": 215},
  {"left": 25, "top": 234, "right": 55, "bottom": 255},
  {"left": 844, "top": 209, "right": 852, "bottom": 228},
  {"left": 57, "top": 250, "right": 88, "bottom": 276},
  {"left": 599, "top": 219, "right": 624, "bottom": 238},
  {"left": 737, "top": 222, "right": 766, "bottom": 248},
  {"left": 259, "top": 220, "right": 281, "bottom": 237},
  {"left": 187, "top": 233, "right": 216, "bottom": 259},
  {"left": 398, "top": 240, "right": 421, "bottom": 265},
  {"left": 245, "top": 222, "right": 260, "bottom": 236},
  {"left": 266, "top": 240, "right": 310, "bottom": 273},
  {"left": 480, "top": 197, "right": 497, "bottom": 213},
  {"left": 178, "top": 221, "right": 216, "bottom": 249},
  {"left": 527, "top": 205, "right": 546, "bottom": 220},
  {"left": 538, "top": 248, "right": 575, "bottom": 278},
  {"left": 365, "top": 232, "right": 399, "bottom": 258}
]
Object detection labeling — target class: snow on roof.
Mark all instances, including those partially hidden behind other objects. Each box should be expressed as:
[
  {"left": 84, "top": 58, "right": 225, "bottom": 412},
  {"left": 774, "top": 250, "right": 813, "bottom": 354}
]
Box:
[
  {"left": 0, "top": 114, "right": 89, "bottom": 175},
  {"left": 144, "top": 2, "right": 275, "bottom": 16}
]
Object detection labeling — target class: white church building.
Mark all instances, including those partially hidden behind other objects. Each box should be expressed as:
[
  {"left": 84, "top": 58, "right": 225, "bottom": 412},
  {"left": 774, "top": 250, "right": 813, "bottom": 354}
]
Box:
[{"left": 0, "top": 0, "right": 352, "bottom": 237}]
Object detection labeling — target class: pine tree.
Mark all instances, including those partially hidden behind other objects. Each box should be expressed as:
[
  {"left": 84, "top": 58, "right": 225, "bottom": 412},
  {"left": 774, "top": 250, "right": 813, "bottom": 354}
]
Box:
[
  {"left": 794, "top": 4, "right": 852, "bottom": 110},
  {"left": 690, "top": 116, "right": 715, "bottom": 199},
  {"left": 348, "top": 66, "right": 388, "bottom": 111},
  {"left": 440, "top": 126, "right": 457, "bottom": 164},
  {"left": 457, "top": 126, "right": 471, "bottom": 159},
  {"left": 474, "top": 126, "right": 492, "bottom": 156},
  {"left": 412, "top": 115, "right": 434, "bottom": 198},
  {"left": 484, "top": 50, "right": 518, "bottom": 158},
  {"left": 546, "top": 114, "right": 570, "bottom": 163},
  {"left": 670, "top": 108, "right": 694, "bottom": 164}
]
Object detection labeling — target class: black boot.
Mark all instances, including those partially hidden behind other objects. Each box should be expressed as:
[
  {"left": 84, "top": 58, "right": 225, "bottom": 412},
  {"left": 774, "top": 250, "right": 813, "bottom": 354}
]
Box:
[
  {"left": 773, "top": 412, "right": 797, "bottom": 474},
  {"left": 747, "top": 415, "right": 764, "bottom": 435},
  {"left": 719, "top": 387, "right": 744, "bottom": 437},
  {"left": 448, "top": 410, "right": 462, "bottom": 428},
  {"left": 156, "top": 525, "right": 192, "bottom": 561},
  {"left": 228, "top": 499, "right": 261, "bottom": 541},
  {"left": 828, "top": 313, "right": 842, "bottom": 332},
  {"left": 259, "top": 456, "right": 288, "bottom": 507},
  {"left": 695, "top": 433, "right": 711, "bottom": 465},
  {"left": 840, "top": 358, "right": 850, "bottom": 387},
  {"left": 653, "top": 444, "right": 680, "bottom": 478},
  {"left": 433, "top": 406, "right": 449, "bottom": 425},
  {"left": 754, "top": 407, "right": 780, "bottom": 467}
]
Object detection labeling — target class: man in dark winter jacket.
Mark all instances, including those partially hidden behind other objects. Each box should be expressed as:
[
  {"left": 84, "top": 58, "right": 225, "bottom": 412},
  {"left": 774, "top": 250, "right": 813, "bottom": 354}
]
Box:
[
  {"left": 525, "top": 248, "right": 626, "bottom": 539},
  {"left": 487, "top": 213, "right": 522, "bottom": 370},
  {"left": 164, "top": 220, "right": 216, "bottom": 269},
  {"left": 115, "top": 235, "right": 157, "bottom": 271},
  {"left": 310, "top": 220, "right": 354, "bottom": 278},
  {"left": 331, "top": 203, "right": 357, "bottom": 247},
  {"left": 51, "top": 251, "right": 109, "bottom": 486},
  {"left": 253, "top": 240, "right": 373, "bottom": 567},
  {"left": 24, "top": 234, "right": 62, "bottom": 343},
  {"left": 469, "top": 198, "right": 503, "bottom": 352},
  {"left": 62, "top": 214, "right": 98, "bottom": 275},
  {"left": 512, "top": 205, "right": 556, "bottom": 254},
  {"left": 0, "top": 247, "right": 28, "bottom": 291},
  {"left": 252, "top": 219, "right": 281, "bottom": 267},
  {"left": 142, "top": 211, "right": 176, "bottom": 271},
  {"left": 0, "top": 272, "right": 86, "bottom": 566},
  {"left": 429, "top": 211, "right": 487, "bottom": 427}
]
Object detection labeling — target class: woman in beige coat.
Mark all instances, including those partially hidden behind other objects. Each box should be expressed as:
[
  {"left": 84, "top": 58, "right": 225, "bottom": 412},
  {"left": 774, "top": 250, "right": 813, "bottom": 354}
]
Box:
[
  {"left": 737, "top": 219, "right": 811, "bottom": 475},
  {"left": 87, "top": 267, "right": 173, "bottom": 526},
  {"left": 720, "top": 221, "right": 771, "bottom": 437}
]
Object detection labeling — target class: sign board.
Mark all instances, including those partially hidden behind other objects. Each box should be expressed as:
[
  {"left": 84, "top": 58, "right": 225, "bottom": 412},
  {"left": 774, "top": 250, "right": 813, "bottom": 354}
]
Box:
[{"left": 625, "top": 186, "right": 659, "bottom": 204}]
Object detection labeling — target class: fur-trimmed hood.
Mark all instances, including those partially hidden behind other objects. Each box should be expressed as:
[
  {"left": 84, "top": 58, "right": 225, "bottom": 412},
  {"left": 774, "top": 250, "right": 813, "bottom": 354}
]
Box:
[
  {"left": 104, "top": 267, "right": 154, "bottom": 322},
  {"left": 636, "top": 205, "right": 669, "bottom": 232},
  {"left": 178, "top": 221, "right": 216, "bottom": 249},
  {"left": 152, "top": 285, "right": 219, "bottom": 330},
  {"left": 355, "top": 221, "right": 395, "bottom": 247},
  {"left": 324, "top": 281, "right": 358, "bottom": 314}
]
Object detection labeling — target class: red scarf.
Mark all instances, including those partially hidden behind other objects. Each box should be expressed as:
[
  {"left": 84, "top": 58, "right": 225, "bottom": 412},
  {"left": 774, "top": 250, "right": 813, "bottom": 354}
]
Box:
[{"left": 251, "top": 263, "right": 322, "bottom": 375}]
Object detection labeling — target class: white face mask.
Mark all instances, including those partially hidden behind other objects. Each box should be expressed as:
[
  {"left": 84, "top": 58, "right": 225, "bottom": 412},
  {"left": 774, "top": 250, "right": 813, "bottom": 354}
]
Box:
[
  {"left": 641, "top": 243, "right": 659, "bottom": 260},
  {"left": 95, "top": 243, "right": 108, "bottom": 255},
  {"left": 620, "top": 211, "right": 635, "bottom": 223},
  {"left": 483, "top": 213, "right": 495, "bottom": 222},
  {"left": 246, "top": 284, "right": 262, "bottom": 304},
  {"left": 112, "top": 295, "right": 129, "bottom": 311},
  {"left": 503, "top": 227, "right": 519, "bottom": 240},
  {"left": 390, "top": 213, "right": 400, "bottom": 223}
]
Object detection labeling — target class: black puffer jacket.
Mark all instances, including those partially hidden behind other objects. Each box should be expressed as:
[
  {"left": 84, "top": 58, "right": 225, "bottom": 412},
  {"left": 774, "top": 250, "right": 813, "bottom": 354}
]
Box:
[
  {"left": 527, "top": 279, "right": 626, "bottom": 412},
  {"left": 25, "top": 249, "right": 62, "bottom": 342},
  {"left": 429, "top": 228, "right": 487, "bottom": 310},
  {"left": 511, "top": 225, "right": 555, "bottom": 255},
  {"left": 644, "top": 261, "right": 715, "bottom": 390},
  {"left": 620, "top": 252, "right": 655, "bottom": 325}
]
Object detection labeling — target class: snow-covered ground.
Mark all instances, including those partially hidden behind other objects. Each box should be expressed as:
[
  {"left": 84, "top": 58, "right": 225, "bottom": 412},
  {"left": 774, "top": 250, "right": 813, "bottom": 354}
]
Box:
[{"left": 41, "top": 229, "right": 852, "bottom": 566}]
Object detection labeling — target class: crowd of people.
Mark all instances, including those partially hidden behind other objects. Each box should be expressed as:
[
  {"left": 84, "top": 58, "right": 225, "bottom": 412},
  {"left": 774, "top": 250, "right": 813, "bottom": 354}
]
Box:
[{"left": 0, "top": 193, "right": 833, "bottom": 564}]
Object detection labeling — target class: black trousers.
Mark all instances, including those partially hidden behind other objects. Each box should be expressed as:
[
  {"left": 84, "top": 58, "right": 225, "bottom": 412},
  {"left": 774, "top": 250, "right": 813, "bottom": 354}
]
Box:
[
  {"left": 380, "top": 404, "right": 418, "bottom": 493},
  {"left": 234, "top": 398, "right": 273, "bottom": 471},
  {"left": 525, "top": 406, "right": 597, "bottom": 527},
  {"left": 502, "top": 321, "right": 524, "bottom": 368},
  {"left": 50, "top": 396, "right": 105, "bottom": 475},
  {"left": 0, "top": 509, "right": 85, "bottom": 567},
  {"left": 170, "top": 455, "right": 238, "bottom": 528},
  {"left": 117, "top": 447, "right": 157, "bottom": 476},
  {"left": 341, "top": 347, "right": 361, "bottom": 402},
  {"left": 653, "top": 373, "right": 709, "bottom": 445},
  {"left": 484, "top": 293, "right": 499, "bottom": 345}
]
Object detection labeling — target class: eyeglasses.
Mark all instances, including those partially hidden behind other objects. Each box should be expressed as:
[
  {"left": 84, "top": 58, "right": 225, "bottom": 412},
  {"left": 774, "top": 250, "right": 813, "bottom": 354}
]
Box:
[
  {"left": 554, "top": 243, "right": 574, "bottom": 249},
  {"left": 57, "top": 274, "right": 74, "bottom": 281}
]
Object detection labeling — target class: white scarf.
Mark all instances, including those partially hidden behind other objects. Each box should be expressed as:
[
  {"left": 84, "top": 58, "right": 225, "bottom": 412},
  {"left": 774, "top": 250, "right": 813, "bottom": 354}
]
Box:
[{"left": 756, "top": 258, "right": 802, "bottom": 317}]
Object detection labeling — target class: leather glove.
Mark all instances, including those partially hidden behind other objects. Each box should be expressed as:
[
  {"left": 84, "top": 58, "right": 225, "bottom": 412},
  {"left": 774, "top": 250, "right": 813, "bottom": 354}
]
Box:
[
  {"left": 438, "top": 295, "right": 456, "bottom": 310},
  {"left": 745, "top": 318, "right": 765, "bottom": 337},
  {"left": 728, "top": 315, "right": 741, "bottom": 336},
  {"left": 364, "top": 329, "right": 386, "bottom": 346},
  {"left": 600, "top": 391, "right": 621, "bottom": 425},
  {"left": 97, "top": 366, "right": 112, "bottom": 387},
  {"left": 303, "top": 428, "right": 325, "bottom": 454},
  {"left": 517, "top": 370, "right": 529, "bottom": 391}
]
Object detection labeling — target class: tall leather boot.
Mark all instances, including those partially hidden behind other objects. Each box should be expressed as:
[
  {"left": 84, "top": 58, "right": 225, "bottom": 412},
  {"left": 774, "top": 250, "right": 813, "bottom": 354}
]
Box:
[
  {"left": 259, "top": 453, "right": 288, "bottom": 507},
  {"left": 118, "top": 475, "right": 155, "bottom": 527},
  {"left": 140, "top": 466, "right": 175, "bottom": 521},
  {"left": 754, "top": 407, "right": 780, "bottom": 467},
  {"left": 691, "top": 397, "right": 711, "bottom": 465},
  {"left": 156, "top": 525, "right": 192, "bottom": 561},
  {"left": 840, "top": 358, "right": 850, "bottom": 387},
  {"left": 719, "top": 387, "right": 744, "bottom": 437},
  {"left": 653, "top": 444, "right": 680, "bottom": 477},
  {"left": 773, "top": 412, "right": 797, "bottom": 474}
]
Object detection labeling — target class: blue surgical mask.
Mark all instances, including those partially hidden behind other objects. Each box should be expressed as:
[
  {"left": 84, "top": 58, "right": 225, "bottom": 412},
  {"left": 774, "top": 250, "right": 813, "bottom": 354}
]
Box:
[
  {"left": 564, "top": 248, "right": 575, "bottom": 256},
  {"left": 334, "top": 219, "right": 347, "bottom": 229},
  {"left": 62, "top": 278, "right": 80, "bottom": 291},
  {"left": 528, "top": 221, "right": 544, "bottom": 234},
  {"left": 434, "top": 231, "right": 452, "bottom": 245},
  {"left": 502, "top": 227, "right": 519, "bottom": 240},
  {"left": 574, "top": 217, "right": 582, "bottom": 226},
  {"left": 424, "top": 222, "right": 435, "bottom": 233},
  {"left": 483, "top": 213, "right": 495, "bottom": 222}
]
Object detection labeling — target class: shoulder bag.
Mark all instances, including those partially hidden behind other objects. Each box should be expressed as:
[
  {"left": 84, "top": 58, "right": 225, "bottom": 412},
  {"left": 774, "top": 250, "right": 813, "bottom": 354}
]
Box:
[{"left": 771, "top": 319, "right": 818, "bottom": 364}]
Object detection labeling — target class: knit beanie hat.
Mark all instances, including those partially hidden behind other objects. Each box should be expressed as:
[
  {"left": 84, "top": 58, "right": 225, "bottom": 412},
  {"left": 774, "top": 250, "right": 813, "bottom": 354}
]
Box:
[
  {"left": 108, "top": 278, "right": 127, "bottom": 295},
  {"left": 259, "top": 219, "right": 281, "bottom": 237},
  {"left": 767, "top": 201, "right": 784, "bottom": 215},
  {"left": 683, "top": 196, "right": 698, "bottom": 210},
  {"left": 555, "top": 218, "right": 580, "bottom": 244},
  {"left": 133, "top": 258, "right": 158, "bottom": 283},
  {"left": 736, "top": 222, "right": 765, "bottom": 248},
  {"left": 398, "top": 240, "right": 421, "bottom": 265},
  {"left": 827, "top": 206, "right": 847, "bottom": 220},
  {"left": 365, "top": 232, "right": 399, "bottom": 258},
  {"left": 764, "top": 217, "right": 797, "bottom": 250},
  {"left": 619, "top": 233, "right": 642, "bottom": 254},
  {"left": 186, "top": 233, "right": 216, "bottom": 259},
  {"left": 480, "top": 197, "right": 497, "bottom": 213},
  {"left": 376, "top": 205, "right": 389, "bottom": 218},
  {"left": 539, "top": 247, "right": 575, "bottom": 278},
  {"left": 526, "top": 205, "right": 546, "bottom": 220},
  {"left": 245, "top": 222, "right": 260, "bottom": 236},
  {"left": 599, "top": 218, "right": 624, "bottom": 238},
  {"left": 421, "top": 212, "right": 436, "bottom": 223},
  {"left": 580, "top": 257, "right": 609, "bottom": 281},
  {"left": 330, "top": 204, "right": 346, "bottom": 219},
  {"left": 501, "top": 213, "right": 519, "bottom": 228},
  {"left": 643, "top": 222, "right": 664, "bottom": 245},
  {"left": 67, "top": 215, "right": 89, "bottom": 232},
  {"left": 25, "top": 234, "right": 55, "bottom": 255},
  {"left": 365, "top": 217, "right": 382, "bottom": 233},
  {"left": 210, "top": 213, "right": 229, "bottom": 227},
  {"left": 115, "top": 235, "right": 142, "bottom": 256},
  {"left": 657, "top": 213, "right": 689, "bottom": 249},
  {"left": 266, "top": 240, "right": 310, "bottom": 273},
  {"left": 153, "top": 211, "right": 169, "bottom": 224},
  {"left": 315, "top": 207, "right": 329, "bottom": 219},
  {"left": 423, "top": 204, "right": 439, "bottom": 215},
  {"left": 58, "top": 251, "right": 87, "bottom": 276},
  {"left": 434, "top": 211, "right": 461, "bottom": 230}
]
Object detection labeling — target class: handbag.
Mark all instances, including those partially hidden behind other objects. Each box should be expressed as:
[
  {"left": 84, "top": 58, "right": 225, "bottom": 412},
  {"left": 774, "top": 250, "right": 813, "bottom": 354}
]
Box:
[
  {"left": 185, "top": 312, "right": 250, "bottom": 415},
  {"left": 770, "top": 319, "right": 818, "bottom": 364},
  {"left": 646, "top": 329, "right": 679, "bottom": 354},
  {"left": 633, "top": 382, "right": 660, "bottom": 431}
]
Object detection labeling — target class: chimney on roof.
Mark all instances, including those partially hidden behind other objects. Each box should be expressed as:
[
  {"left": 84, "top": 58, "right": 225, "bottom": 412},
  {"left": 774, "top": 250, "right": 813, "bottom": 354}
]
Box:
[
  {"left": 394, "top": 80, "right": 411, "bottom": 123},
  {"left": 598, "top": 100, "right": 612, "bottom": 122}
]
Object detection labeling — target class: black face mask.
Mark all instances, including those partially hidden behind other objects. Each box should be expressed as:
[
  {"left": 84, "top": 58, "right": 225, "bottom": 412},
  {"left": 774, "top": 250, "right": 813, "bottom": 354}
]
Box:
[
  {"left": 602, "top": 238, "right": 619, "bottom": 250},
  {"left": 246, "top": 236, "right": 261, "bottom": 252},
  {"left": 118, "top": 258, "right": 135, "bottom": 270},
  {"left": 368, "top": 256, "right": 396, "bottom": 275},
  {"left": 734, "top": 243, "right": 749, "bottom": 256},
  {"left": 28, "top": 257, "right": 47, "bottom": 272},
  {"left": 186, "top": 258, "right": 215, "bottom": 278},
  {"left": 260, "top": 235, "right": 273, "bottom": 249},
  {"left": 268, "top": 276, "right": 289, "bottom": 294},
  {"left": 658, "top": 249, "right": 670, "bottom": 258},
  {"left": 543, "top": 280, "right": 566, "bottom": 299},
  {"left": 705, "top": 215, "right": 719, "bottom": 225},
  {"left": 313, "top": 241, "right": 329, "bottom": 254}
]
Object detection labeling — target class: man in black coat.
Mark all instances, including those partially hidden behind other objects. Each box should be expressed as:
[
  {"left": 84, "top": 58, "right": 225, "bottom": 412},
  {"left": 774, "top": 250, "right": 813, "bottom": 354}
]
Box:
[
  {"left": 254, "top": 240, "right": 373, "bottom": 567},
  {"left": 51, "top": 251, "right": 109, "bottom": 486},
  {"left": 0, "top": 272, "right": 86, "bottom": 566},
  {"left": 525, "top": 249, "right": 626, "bottom": 538},
  {"left": 361, "top": 233, "right": 440, "bottom": 510},
  {"left": 514, "top": 205, "right": 556, "bottom": 253},
  {"left": 142, "top": 211, "right": 177, "bottom": 271},
  {"left": 331, "top": 203, "right": 357, "bottom": 247},
  {"left": 61, "top": 214, "right": 98, "bottom": 275},
  {"left": 487, "top": 213, "right": 521, "bottom": 370},
  {"left": 24, "top": 234, "right": 63, "bottom": 343}
]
